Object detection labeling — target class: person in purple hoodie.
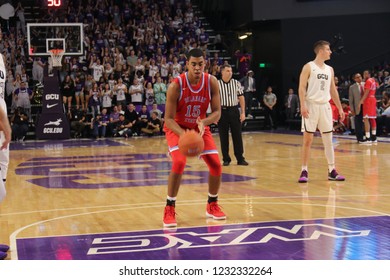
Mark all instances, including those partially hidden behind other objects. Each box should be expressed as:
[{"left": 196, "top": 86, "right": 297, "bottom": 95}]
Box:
[
  {"left": 91, "top": 108, "right": 110, "bottom": 138},
  {"left": 136, "top": 104, "right": 150, "bottom": 135}
]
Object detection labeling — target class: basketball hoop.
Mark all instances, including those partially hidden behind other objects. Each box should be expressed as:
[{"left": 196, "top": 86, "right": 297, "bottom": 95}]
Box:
[{"left": 48, "top": 49, "right": 64, "bottom": 67}]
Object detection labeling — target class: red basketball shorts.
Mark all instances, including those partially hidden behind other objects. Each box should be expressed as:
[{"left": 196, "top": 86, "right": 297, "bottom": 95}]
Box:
[
  {"left": 363, "top": 97, "right": 377, "bottom": 118},
  {"left": 165, "top": 127, "right": 218, "bottom": 156}
]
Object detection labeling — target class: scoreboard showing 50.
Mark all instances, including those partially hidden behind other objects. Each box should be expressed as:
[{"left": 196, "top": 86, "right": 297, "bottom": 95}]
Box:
[{"left": 47, "top": 0, "right": 66, "bottom": 8}]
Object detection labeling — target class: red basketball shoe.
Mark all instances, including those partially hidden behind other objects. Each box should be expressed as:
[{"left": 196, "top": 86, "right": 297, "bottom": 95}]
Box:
[
  {"left": 206, "top": 201, "right": 226, "bottom": 220},
  {"left": 163, "top": 205, "right": 177, "bottom": 227}
]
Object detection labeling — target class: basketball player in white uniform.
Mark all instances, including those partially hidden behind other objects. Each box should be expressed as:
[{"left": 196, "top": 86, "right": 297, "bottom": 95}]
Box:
[
  {"left": 298, "top": 40, "right": 345, "bottom": 183},
  {"left": 0, "top": 44, "right": 12, "bottom": 259}
]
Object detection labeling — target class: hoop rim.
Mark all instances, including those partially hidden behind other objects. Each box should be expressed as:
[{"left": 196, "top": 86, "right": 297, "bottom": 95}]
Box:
[
  {"left": 48, "top": 49, "right": 64, "bottom": 68},
  {"left": 48, "top": 49, "right": 64, "bottom": 54}
]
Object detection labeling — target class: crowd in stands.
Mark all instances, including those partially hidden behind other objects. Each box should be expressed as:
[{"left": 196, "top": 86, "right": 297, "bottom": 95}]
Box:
[
  {"left": 1, "top": 0, "right": 389, "bottom": 141},
  {"left": 2, "top": 0, "right": 231, "bottom": 140}
]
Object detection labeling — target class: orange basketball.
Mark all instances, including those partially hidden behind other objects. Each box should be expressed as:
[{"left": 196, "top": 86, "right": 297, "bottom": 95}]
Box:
[{"left": 178, "top": 130, "right": 204, "bottom": 157}]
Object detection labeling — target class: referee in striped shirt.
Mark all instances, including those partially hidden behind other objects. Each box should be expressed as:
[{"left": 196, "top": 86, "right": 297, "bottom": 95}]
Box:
[{"left": 218, "top": 64, "right": 248, "bottom": 166}]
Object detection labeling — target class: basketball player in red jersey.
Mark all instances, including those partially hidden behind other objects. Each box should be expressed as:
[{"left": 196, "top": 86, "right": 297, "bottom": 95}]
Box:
[
  {"left": 163, "top": 48, "right": 225, "bottom": 227},
  {"left": 359, "top": 70, "right": 378, "bottom": 143}
]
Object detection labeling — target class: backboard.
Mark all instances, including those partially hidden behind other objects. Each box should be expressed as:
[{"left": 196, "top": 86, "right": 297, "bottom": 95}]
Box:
[{"left": 27, "top": 23, "right": 84, "bottom": 56}]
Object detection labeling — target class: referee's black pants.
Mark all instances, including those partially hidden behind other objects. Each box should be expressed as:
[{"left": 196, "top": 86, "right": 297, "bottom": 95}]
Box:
[{"left": 217, "top": 107, "right": 244, "bottom": 163}]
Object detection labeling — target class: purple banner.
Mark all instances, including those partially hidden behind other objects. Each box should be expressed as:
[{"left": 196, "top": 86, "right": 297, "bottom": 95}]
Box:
[{"left": 36, "top": 74, "right": 70, "bottom": 139}]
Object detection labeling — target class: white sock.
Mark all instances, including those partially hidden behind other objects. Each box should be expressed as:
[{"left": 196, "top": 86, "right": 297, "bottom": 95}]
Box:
[
  {"left": 301, "top": 166, "right": 308, "bottom": 172},
  {"left": 0, "top": 179, "right": 5, "bottom": 203},
  {"left": 365, "top": 132, "right": 370, "bottom": 139},
  {"left": 321, "top": 132, "right": 335, "bottom": 172}
]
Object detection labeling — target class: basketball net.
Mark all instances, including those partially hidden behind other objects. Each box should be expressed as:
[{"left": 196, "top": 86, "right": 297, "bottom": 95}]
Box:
[{"left": 48, "top": 49, "right": 64, "bottom": 68}]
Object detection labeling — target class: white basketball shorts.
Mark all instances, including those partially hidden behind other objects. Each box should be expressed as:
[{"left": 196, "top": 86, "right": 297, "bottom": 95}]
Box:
[{"left": 301, "top": 101, "right": 333, "bottom": 133}]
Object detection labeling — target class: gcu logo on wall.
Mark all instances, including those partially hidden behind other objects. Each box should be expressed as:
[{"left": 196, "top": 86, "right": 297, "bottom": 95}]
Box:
[{"left": 45, "top": 94, "right": 60, "bottom": 100}]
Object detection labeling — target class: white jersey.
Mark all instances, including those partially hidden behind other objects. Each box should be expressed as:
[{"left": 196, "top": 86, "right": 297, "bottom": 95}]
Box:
[
  {"left": 130, "top": 84, "right": 143, "bottom": 103},
  {"left": 0, "top": 54, "right": 6, "bottom": 99},
  {"left": 116, "top": 84, "right": 127, "bottom": 102},
  {"left": 306, "top": 61, "right": 332, "bottom": 104},
  {"left": 172, "top": 63, "right": 181, "bottom": 78},
  {"left": 92, "top": 64, "right": 104, "bottom": 82},
  {"left": 101, "top": 90, "right": 112, "bottom": 108},
  {"left": 0, "top": 55, "right": 9, "bottom": 184},
  {"left": 0, "top": 98, "right": 7, "bottom": 140},
  {"left": 149, "top": 65, "right": 159, "bottom": 77},
  {"left": 160, "top": 63, "right": 169, "bottom": 78}
]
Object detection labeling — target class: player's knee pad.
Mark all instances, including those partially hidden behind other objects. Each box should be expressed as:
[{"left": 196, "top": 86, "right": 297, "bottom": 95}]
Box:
[
  {"left": 203, "top": 153, "right": 222, "bottom": 176},
  {"left": 171, "top": 150, "right": 187, "bottom": 174}
]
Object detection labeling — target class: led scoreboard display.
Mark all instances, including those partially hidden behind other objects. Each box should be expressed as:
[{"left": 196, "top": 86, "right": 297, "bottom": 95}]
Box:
[{"left": 47, "top": 0, "right": 65, "bottom": 8}]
